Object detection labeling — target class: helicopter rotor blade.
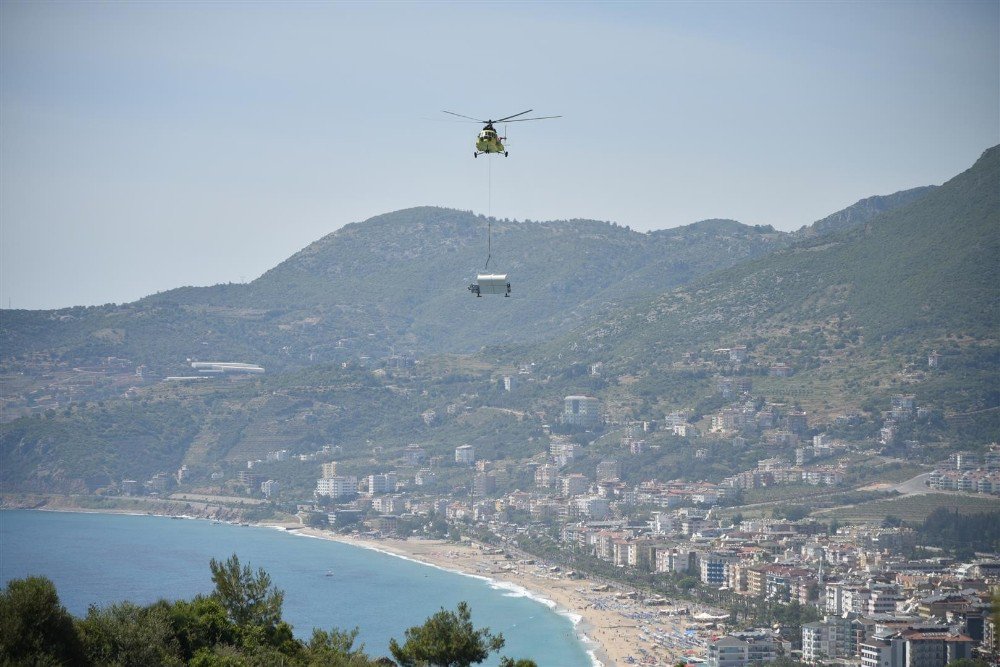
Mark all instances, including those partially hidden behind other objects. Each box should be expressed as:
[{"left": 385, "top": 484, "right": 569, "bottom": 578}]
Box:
[
  {"left": 421, "top": 116, "right": 481, "bottom": 123},
  {"left": 494, "top": 109, "right": 533, "bottom": 123},
  {"left": 500, "top": 115, "right": 562, "bottom": 123},
  {"left": 442, "top": 110, "right": 486, "bottom": 122}
]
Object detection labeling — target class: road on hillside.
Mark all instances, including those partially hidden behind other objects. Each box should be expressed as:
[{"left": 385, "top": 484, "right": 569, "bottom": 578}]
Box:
[
  {"left": 893, "top": 472, "right": 933, "bottom": 495},
  {"left": 891, "top": 472, "right": 991, "bottom": 499}
]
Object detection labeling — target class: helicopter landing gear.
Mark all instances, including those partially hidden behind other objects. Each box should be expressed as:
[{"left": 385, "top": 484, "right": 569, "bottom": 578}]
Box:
[
  {"left": 504, "top": 151, "right": 509, "bottom": 157},
  {"left": 474, "top": 152, "right": 478, "bottom": 158}
]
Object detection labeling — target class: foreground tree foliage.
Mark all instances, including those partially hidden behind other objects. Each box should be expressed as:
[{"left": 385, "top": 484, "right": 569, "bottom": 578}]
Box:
[
  {"left": 389, "top": 601, "right": 505, "bottom": 667},
  {"left": 77, "top": 601, "right": 181, "bottom": 666},
  {"left": 0, "top": 554, "right": 534, "bottom": 666},
  {"left": 0, "top": 576, "right": 85, "bottom": 665},
  {"left": 209, "top": 554, "right": 285, "bottom": 630}
]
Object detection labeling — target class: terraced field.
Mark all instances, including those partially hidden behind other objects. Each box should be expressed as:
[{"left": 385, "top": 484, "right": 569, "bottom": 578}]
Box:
[{"left": 813, "top": 492, "right": 1000, "bottom": 524}]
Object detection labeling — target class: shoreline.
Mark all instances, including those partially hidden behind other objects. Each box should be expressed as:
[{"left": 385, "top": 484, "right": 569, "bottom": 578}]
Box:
[
  {"left": 3, "top": 500, "right": 716, "bottom": 666},
  {"left": 278, "top": 525, "right": 714, "bottom": 667},
  {"left": 283, "top": 526, "right": 611, "bottom": 666}
]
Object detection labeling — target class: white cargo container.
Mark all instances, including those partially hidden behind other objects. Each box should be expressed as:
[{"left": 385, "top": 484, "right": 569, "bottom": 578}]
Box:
[{"left": 468, "top": 274, "right": 511, "bottom": 297}]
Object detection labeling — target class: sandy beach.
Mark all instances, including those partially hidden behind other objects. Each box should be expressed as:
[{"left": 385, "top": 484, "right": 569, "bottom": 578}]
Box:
[{"left": 282, "top": 525, "right": 720, "bottom": 667}]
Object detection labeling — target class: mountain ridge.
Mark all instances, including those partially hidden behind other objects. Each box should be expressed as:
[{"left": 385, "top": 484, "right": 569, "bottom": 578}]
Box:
[
  {"left": 1, "top": 147, "right": 996, "bottom": 494},
  {"left": 0, "top": 164, "right": 960, "bottom": 376},
  {"left": 535, "top": 146, "right": 999, "bottom": 388}
]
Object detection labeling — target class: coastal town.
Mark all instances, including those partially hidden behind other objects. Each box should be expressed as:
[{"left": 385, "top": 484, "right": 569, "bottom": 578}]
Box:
[
  {"left": 287, "top": 434, "right": 1000, "bottom": 667},
  {"left": 5, "top": 332, "right": 999, "bottom": 667},
  {"left": 97, "top": 375, "right": 1000, "bottom": 667}
]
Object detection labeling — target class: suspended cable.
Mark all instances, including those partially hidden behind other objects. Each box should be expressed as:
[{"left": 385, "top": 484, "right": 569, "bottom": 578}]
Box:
[
  {"left": 485, "top": 156, "right": 492, "bottom": 271},
  {"left": 485, "top": 220, "right": 491, "bottom": 271}
]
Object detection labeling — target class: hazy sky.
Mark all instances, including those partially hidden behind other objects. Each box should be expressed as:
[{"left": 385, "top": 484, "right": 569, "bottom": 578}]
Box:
[{"left": 2, "top": 1, "right": 997, "bottom": 309}]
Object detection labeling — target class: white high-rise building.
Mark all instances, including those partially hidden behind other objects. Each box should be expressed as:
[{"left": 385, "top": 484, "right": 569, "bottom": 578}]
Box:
[
  {"left": 316, "top": 475, "right": 358, "bottom": 498},
  {"left": 368, "top": 472, "right": 398, "bottom": 495}
]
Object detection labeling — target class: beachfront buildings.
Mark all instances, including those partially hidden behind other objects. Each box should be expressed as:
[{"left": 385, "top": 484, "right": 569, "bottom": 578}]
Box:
[
  {"left": 700, "top": 552, "right": 736, "bottom": 586},
  {"left": 802, "top": 617, "right": 856, "bottom": 662},
  {"left": 706, "top": 630, "right": 777, "bottom": 667},
  {"left": 859, "top": 628, "right": 974, "bottom": 667}
]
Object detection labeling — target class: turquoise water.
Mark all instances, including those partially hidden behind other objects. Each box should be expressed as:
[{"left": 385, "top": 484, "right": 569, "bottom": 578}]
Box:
[{"left": 0, "top": 510, "right": 594, "bottom": 666}]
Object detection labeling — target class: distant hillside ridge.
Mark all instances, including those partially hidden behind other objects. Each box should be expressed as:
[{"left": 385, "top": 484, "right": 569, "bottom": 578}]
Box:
[
  {"left": 0, "top": 168, "right": 965, "bottom": 375},
  {"left": 551, "top": 145, "right": 999, "bottom": 366},
  {"left": 799, "top": 186, "right": 937, "bottom": 237},
  {"left": 2, "top": 147, "right": 997, "bottom": 493},
  {"left": 0, "top": 208, "right": 789, "bottom": 372}
]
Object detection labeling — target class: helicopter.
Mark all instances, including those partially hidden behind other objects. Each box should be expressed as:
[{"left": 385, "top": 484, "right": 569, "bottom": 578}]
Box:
[{"left": 441, "top": 109, "right": 560, "bottom": 157}]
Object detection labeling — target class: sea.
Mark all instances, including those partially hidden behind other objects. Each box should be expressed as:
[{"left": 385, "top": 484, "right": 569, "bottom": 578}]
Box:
[{"left": 0, "top": 510, "right": 596, "bottom": 666}]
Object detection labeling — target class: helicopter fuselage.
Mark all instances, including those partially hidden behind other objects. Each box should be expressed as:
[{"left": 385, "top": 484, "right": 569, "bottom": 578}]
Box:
[{"left": 475, "top": 124, "right": 507, "bottom": 157}]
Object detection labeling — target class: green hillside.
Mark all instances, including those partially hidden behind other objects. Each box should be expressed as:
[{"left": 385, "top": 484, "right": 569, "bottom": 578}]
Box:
[
  {"left": 2, "top": 149, "right": 995, "bottom": 494},
  {"left": 1, "top": 180, "right": 942, "bottom": 376},
  {"left": 797, "top": 185, "right": 936, "bottom": 237},
  {"left": 0, "top": 209, "right": 787, "bottom": 373},
  {"left": 575, "top": 144, "right": 997, "bottom": 350},
  {"left": 530, "top": 146, "right": 999, "bottom": 429}
]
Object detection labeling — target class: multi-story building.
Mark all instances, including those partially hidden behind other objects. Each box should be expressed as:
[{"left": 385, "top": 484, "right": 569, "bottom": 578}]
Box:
[
  {"left": 550, "top": 439, "right": 582, "bottom": 467},
  {"left": 708, "top": 636, "right": 752, "bottom": 667},
  {"left": 561, "top": 473, "right": 589, "bottom": 497},
  {"left": 655, "top": 548, "right": 696, "bottom": 574},
  {"left": 596, "top": 460, "right": 622, "bottom": 482},
  {"left": 535, "top": 464, "right": 558, "bottom": 488},
  {"left": 902, "top": 630, "right": 974, "bottom": 666},
  {"left": 867, "top": 583, "right": 903, "bottom": 615},
  {"left": 320, "top": 461, "right": 339, "bottom": 478},
  {"left": 664, "top": 411, "right": 687, "bottom": 430},
  {"left": 472, "top": 472, "right": 496, "bottom": 497},
  {"left": 700, "top": 553, "right": 736, "bottom": 586},
  {"left": 860, "top": 634, "right": 904, "bottom": 667},
  {"left": 786, "top": 411, "right": 808, "bottom": 434},
  {"left": 315, "top": 475, "right": 358, "bottom": 498},
  {"left": 861, "top": 628, "right": 974, "bottom": 667},
  {"left": 235, "top": 471, "right": 260, "bottom": 491},
  {"left": 404, "top": 444, "right": 426, "bottom": 465},
  {"left": 802, "top": 616, "right": 857, "bottom": 662},
  {"left": 707, "top": 630, "right": 776, "bottom": 667},
  {"left": 891, "top": 395, "right": 916, "bottom": 419},
  {"left": 368, "top": 472, "right": 397, "bottom": 495},
  {"left": 260, "top": 479, "right": 279, "bottom": 498},
  {"left": 563, "top": 395, "right": 600, "bottom": 428},
  {"left": 573, "top": 495, "right": 610, "bottom": 520},
  {"left": 372, "top": 495, "right": 404, "bottom": 514},
  {"left": 455, "top": 445, "right": 475, "bottom": 465}
]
